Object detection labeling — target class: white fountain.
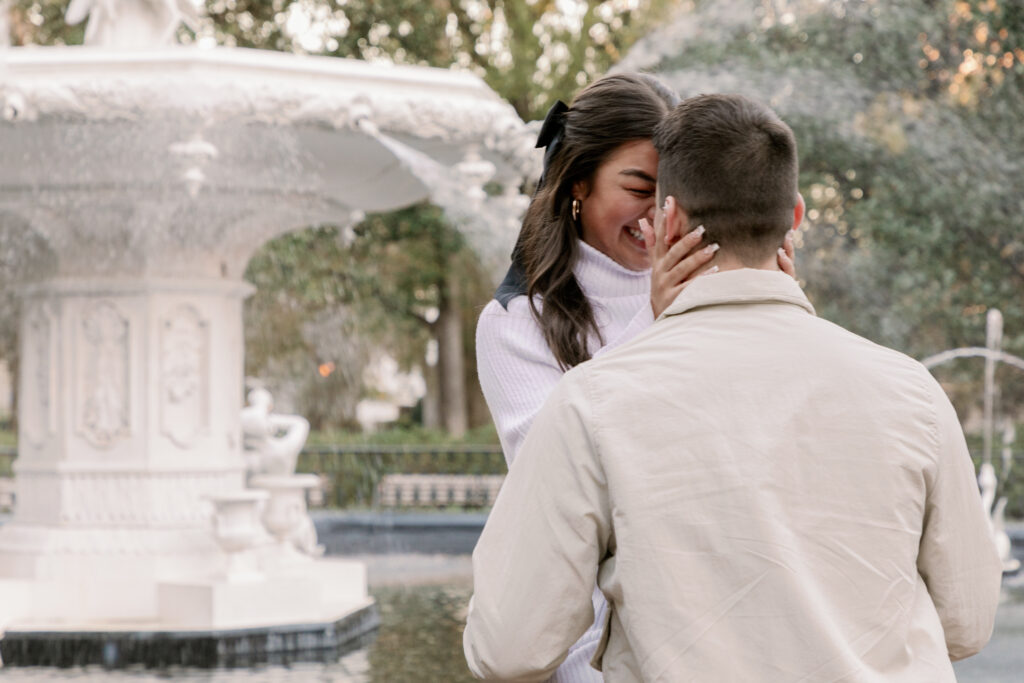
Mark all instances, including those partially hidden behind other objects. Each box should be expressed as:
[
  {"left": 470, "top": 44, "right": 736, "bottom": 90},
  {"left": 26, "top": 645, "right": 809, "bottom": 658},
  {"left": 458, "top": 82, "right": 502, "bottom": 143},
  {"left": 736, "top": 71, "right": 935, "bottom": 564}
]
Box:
[
  {"left": 922, "top": 309, "right": 1024, "bottom": 575},
  {"left": 0, "top": 1, "right": 532, "bottom": 667}
]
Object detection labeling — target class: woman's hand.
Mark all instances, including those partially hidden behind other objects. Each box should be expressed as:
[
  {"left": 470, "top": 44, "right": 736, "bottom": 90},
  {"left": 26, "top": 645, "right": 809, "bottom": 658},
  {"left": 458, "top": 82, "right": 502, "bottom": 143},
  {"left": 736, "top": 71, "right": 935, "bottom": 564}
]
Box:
[
  {"left": 778, "top": 230, "right": 797, "bottom": 279},
  {"left": 640, "top": 214, "right": 718, "bottom": 319}
]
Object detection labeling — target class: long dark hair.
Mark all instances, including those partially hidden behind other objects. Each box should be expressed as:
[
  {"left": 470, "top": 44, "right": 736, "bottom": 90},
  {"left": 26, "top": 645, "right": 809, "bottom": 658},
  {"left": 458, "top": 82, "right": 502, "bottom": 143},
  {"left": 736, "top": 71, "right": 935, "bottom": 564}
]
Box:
[{"left": 519, "top": 73, "right": 678, "bottom": 370}]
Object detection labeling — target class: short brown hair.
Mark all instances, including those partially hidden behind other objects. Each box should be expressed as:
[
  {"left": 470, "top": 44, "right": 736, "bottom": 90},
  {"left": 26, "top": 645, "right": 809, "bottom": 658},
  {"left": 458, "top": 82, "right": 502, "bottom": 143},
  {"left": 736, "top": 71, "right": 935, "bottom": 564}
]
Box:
[{"left": 653, "top": 94, "right": 798, "bottom": 265}]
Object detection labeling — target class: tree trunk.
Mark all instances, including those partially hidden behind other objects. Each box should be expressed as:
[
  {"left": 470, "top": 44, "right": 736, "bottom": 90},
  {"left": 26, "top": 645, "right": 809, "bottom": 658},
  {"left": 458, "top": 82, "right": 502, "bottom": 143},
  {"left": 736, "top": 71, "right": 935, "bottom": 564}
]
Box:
[
  {"left": 437, "top": 273, "right": 467, "bottom": 437},
  {"left": 421, "top": 340, "right": 441, "bottom": 430}
]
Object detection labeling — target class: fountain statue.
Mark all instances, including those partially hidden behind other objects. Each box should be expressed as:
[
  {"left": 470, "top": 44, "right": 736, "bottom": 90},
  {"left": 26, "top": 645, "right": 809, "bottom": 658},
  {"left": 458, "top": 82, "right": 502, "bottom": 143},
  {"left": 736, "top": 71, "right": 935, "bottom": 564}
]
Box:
[
  {"left": 241, "top": 388, "right": 310, "bottom": 476},
  {"left": 922, "top": 309, "right": 1024, "bottom": 575},
  {"left": 65, "top": 0, "right": 201, "bottom": 47},
  {"left": 0, "top": 0, "right": 533, "bottom": 667},
  {"left": 241, "top": 387, "right": 323, "bottom": 557}
]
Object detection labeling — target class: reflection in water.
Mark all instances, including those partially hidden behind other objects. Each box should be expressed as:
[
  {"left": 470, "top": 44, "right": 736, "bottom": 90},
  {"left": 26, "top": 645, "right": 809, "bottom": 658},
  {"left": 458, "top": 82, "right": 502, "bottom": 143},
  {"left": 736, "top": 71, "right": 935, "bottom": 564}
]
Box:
[
  {"left": 369, "top": 585, "right": 475, "bottom": 683},
  {"left": 0, "top": 584, "right": 474, "bottom": 683}
]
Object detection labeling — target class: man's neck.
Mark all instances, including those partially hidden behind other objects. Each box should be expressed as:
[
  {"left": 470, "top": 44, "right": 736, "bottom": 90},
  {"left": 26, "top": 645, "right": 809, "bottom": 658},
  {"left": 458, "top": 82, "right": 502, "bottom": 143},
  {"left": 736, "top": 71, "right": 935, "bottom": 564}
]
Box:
[{"left": 696, "top": 251, "right": 780, "bottom": 276}]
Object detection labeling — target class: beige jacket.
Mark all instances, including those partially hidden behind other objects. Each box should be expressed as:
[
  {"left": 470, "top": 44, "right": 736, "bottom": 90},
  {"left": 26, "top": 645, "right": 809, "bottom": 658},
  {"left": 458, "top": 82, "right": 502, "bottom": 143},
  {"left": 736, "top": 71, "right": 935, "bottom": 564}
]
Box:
[{"left": 464, "top": 269, "right": 1002, "bottom": 682}]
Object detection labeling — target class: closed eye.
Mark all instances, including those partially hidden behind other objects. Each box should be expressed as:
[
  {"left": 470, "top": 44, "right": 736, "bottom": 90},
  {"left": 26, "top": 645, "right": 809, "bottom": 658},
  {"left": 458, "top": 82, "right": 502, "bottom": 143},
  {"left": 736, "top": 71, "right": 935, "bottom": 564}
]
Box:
[{"left": 627, "top": 188, "right": 654, "bottom": 197}]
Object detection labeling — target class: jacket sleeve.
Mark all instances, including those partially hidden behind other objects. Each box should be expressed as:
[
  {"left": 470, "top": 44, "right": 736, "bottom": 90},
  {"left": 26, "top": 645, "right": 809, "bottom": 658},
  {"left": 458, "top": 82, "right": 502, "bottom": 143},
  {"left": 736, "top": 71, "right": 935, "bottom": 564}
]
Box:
[
  {"left": 463, "top": 371, "right": 611, "bottom": 681},
  {"left": 917, "top": 375, "right": 1003, "bottom": 661}
]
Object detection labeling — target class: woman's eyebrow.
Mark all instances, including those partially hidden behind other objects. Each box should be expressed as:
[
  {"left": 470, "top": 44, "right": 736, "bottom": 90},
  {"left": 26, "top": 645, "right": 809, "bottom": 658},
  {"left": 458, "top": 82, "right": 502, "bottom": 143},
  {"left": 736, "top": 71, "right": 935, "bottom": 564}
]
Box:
[{"left": 619, "top": 169, "right": 656, "bottom": 184}]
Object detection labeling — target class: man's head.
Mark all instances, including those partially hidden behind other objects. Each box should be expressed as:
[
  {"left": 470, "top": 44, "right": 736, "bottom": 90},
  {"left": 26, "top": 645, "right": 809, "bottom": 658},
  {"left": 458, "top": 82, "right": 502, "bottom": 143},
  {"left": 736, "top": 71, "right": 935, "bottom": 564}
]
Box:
[{"left": 653, "top": 94, "right": 802, "bottom": 267}]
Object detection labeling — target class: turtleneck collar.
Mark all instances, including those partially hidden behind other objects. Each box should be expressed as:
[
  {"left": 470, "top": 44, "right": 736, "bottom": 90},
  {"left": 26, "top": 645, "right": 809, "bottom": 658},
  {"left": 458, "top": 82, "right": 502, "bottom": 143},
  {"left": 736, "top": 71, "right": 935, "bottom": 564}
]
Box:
[{"left": 573, "top": 240, "right": 650, "bottom": 300}]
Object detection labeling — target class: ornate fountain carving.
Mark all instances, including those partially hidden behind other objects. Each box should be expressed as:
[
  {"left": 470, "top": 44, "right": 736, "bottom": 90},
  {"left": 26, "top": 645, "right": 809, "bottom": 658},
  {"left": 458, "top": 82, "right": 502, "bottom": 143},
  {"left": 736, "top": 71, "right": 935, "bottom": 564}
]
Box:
[
  {"left": 78, "top": 301, "right": 131, "bottom": 449},
  {"left": 160, "top": 304, "right": 210, "bottom": 448},
  {"left": 23, "top": 302, "right": 57, "bottom": 448}
]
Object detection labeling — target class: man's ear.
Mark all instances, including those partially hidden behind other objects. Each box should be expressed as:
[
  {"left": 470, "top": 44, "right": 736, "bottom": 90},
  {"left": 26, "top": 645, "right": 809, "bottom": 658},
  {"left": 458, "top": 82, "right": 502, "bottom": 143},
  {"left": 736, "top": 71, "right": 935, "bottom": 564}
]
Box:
[
  {"left": 663, "top": 196, "right": 689, "bottom": 244},
  {"left": 793, "top": 193, "right": 806, "bottom": 231}
]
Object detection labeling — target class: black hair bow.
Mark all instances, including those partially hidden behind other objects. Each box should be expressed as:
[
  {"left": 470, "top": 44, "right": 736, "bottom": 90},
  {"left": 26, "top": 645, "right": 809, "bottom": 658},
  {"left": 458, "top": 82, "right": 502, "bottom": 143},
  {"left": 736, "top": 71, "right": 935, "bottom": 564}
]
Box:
[
  {"left": 535, "top": 100, "right": 569, "bottom": 189},
  {"left": 493, "top": 100, "right": 570, "bottom": 308}
]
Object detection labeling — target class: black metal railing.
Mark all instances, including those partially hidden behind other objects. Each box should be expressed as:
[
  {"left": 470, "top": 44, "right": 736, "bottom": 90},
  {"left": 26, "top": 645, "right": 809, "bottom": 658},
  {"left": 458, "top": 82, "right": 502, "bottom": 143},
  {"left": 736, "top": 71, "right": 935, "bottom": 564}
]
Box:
[
  {"left": 0, "top": 443, "right": 506, "bottom": 509},
  {"left": 5, "top": 444, "right": 1023, "bottom": 515},
  {"left": 297, "top": 444, "right": 506, "bottom": 508}
]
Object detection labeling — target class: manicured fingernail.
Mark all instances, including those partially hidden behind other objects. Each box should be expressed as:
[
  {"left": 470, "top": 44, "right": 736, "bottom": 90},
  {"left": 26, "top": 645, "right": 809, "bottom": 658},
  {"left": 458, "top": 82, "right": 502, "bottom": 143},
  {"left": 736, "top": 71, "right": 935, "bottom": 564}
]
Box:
[
  {"left": 639, "top": 218, "right": 649, "bottom": 230},
  {"left": 705, "top": 243, "right": 720, "bottom": 255},
  {"left": 778, "top": 247, "right": 786, "bottom": 257},
  {"left": 704, "top": 265, "right": 720, "bottom": 275},
  {"left": 694, "top": 225, "right": 706, "bottom": 236}
]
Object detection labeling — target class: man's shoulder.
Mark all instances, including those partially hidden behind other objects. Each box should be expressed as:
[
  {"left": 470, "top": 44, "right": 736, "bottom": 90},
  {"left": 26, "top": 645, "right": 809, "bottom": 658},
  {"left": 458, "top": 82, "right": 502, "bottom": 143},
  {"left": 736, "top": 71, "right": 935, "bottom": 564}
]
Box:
[{"left": 810, "top": 315, "right": 932, "bottom": 374}]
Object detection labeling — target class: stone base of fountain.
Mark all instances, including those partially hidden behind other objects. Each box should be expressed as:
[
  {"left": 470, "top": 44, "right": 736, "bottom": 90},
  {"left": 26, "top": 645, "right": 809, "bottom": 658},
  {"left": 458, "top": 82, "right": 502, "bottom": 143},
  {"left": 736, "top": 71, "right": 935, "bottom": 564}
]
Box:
[
  {"left": 159, "top": 557, "right": 371, "bottom": 629},
  {"left": 0, "top": 602, "right": 378, "bottom": 667},
  {"left": 0, "top": 558, "right": 377, "bottom": 667},
  {"left": 0, "top": 483, "right": 378, "bottom": 668}
]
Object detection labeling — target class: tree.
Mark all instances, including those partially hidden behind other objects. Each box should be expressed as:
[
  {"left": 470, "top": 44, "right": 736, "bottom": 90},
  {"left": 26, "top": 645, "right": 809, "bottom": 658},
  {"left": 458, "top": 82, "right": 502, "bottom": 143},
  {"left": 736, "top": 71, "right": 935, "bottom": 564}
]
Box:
[
  {"left": 622, "top": 0, "right": 1023, "bottom": 366},
  {"left": 191, "top": 0, "right": 674, "bottom": 120}
]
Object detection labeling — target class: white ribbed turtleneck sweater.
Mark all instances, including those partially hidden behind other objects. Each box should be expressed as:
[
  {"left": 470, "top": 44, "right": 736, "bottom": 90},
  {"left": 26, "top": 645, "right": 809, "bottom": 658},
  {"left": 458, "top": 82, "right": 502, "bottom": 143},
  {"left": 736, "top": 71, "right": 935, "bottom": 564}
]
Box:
[{"left": 475, "top": 240, "right": 654, "bottom": 683}]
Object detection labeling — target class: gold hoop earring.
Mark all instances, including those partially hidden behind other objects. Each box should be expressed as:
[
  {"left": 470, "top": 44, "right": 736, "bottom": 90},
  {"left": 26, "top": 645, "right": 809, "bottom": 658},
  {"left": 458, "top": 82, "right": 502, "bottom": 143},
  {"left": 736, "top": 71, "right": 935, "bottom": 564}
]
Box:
[{"left": 572, "top": 198, "right": 581, "bottom": 222}]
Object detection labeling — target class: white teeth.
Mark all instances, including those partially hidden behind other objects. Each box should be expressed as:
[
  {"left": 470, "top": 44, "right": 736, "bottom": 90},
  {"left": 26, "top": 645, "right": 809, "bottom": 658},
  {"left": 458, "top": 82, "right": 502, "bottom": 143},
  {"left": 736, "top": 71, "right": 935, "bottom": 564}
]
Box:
[{"left": 627, "top": 227, "right": 643, "bottom": 240}]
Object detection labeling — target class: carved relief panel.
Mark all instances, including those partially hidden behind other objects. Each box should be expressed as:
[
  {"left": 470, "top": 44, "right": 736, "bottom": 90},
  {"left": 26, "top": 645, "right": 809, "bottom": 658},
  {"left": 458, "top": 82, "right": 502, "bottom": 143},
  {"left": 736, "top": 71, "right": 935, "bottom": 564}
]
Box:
[
  {"left": 77, "top": 301, "right": 131, "bottom": 448},
  {"left": 160, "top": 304, "right": 210, "bottom": 448},
  {"left": 22, "top": 301, "right": 58, "bottom": 448}
]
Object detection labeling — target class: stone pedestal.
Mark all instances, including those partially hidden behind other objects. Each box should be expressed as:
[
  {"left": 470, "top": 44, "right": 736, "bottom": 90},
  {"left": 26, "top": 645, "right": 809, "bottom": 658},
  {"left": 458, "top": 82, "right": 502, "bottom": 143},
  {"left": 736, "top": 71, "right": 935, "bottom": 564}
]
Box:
[{"left": 0, "top": 277, "right": 252, "bottom": 624}]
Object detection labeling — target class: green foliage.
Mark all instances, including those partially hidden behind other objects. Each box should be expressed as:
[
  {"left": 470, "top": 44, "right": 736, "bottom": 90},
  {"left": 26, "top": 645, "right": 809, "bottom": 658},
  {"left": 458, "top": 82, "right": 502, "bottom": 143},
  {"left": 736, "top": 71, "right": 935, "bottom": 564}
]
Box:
[
  {"left": 243, "top": 204, "right": 493, "bottom": 429},
  {"left": 192, "top": 0, "right": 674, "bottom": 119},
  {"left": 306, "top": 423, "right": 499, "bottom": 447},
  {"left": 241, "top": 205, "right": 467, "bottom": 379},
  {"left": 9, "top": 0, "right": 83, "bottom": 45},
  {"left": 646, "top": 0, "right": 1024, "bottom": 414}
]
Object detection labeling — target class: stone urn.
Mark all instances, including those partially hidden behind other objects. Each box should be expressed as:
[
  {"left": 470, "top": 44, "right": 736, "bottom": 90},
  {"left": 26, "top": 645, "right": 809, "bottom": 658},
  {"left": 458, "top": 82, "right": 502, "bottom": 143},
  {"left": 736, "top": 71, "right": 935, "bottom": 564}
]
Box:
[{"left": 208, "top": 490, "right": 268, "bottom": 581}]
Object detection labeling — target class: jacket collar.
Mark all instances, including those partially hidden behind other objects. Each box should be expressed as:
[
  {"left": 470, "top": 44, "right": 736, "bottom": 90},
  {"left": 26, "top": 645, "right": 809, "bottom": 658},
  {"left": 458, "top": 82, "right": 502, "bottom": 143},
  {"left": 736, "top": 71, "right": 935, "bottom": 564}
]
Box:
[{"left": 659, "top": 268, "right": 816, "bottom": 320}]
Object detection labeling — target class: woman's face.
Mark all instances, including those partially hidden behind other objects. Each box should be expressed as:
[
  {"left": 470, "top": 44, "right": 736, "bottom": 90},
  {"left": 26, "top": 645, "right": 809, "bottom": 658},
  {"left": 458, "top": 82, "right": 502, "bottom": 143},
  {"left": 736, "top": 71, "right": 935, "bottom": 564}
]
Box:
[{"left": 575, "top": 139, "right": 659, "bottom": 271}]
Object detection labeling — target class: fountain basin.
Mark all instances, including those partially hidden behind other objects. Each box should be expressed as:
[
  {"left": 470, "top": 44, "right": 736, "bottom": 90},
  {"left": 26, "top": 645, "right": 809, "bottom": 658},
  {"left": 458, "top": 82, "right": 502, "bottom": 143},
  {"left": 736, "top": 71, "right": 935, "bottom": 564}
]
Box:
[{"left": 0, "top": 46, "right": 532, "bottom": 279}]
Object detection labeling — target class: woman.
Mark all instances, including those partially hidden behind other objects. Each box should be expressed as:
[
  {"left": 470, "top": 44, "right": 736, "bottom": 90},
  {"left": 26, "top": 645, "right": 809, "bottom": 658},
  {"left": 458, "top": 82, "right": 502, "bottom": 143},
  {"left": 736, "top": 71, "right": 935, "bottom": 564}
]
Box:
[{"left": 476, "top": 73, "right": 795, "bottom": 680}]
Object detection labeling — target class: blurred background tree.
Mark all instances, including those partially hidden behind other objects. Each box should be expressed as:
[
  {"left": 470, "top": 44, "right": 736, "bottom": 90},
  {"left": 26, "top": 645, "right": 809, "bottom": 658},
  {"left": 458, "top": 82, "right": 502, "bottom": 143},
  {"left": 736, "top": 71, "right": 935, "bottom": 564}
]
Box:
[{"left": 619, "top": 0, "right": 1022, "bottom": 360}]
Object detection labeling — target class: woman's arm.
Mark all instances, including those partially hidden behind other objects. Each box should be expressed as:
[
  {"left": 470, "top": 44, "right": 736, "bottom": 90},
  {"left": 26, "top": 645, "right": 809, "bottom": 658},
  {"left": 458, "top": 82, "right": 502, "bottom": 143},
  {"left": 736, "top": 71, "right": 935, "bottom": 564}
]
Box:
[{"left": 476, "top": 299, "right": 567, "bottom": 465}]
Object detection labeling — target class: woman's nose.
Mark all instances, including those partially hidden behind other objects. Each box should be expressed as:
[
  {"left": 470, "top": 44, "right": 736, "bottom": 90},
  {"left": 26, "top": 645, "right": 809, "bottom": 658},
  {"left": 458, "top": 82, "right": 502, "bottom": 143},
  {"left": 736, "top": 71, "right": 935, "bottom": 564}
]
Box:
[{"left": 645, "top": 203, "right": 656, "bottom": 224}]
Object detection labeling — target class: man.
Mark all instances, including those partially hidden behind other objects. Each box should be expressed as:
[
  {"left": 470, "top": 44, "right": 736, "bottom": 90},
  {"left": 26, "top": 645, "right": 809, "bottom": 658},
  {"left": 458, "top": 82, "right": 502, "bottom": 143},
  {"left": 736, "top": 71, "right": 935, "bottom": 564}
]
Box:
[{"left": 463, "top": 94, "right": 1002, "bottom": 682}]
